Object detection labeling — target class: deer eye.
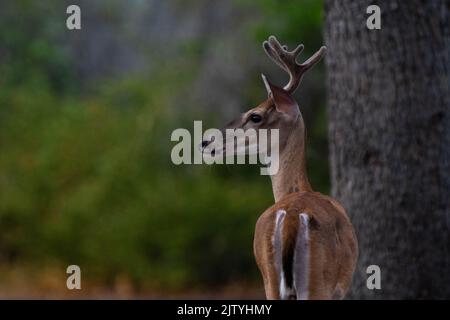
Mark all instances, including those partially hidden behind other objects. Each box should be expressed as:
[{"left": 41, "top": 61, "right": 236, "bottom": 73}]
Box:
[{"left": 250, "top": 113, "right": 262, "bottom": 123}]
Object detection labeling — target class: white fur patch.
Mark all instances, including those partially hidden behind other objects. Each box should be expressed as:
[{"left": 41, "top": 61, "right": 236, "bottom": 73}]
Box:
[
  {"left": 294, "top": 213, "right": 310, "bottom": 300},
  {"left": 272, "top": 210, "right": 311, "bottom": 300},
  {"left": 299, "top": 213, "right": 310, "bottom": 241},
  {"left": 272, "top": 210, "right": 288, "bottom": 299}
]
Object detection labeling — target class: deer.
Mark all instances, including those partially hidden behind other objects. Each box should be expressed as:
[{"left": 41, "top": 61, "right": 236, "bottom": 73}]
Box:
[{"left": 200, "top": 36, "right": 358, "bottom": 300}]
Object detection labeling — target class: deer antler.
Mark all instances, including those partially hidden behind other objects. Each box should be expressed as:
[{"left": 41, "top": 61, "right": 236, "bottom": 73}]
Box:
[{"left": 263, "top": 35, "right": 327, "bottom": 94}]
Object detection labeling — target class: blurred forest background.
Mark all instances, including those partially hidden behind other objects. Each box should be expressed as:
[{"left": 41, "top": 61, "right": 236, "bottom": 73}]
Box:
[{"left": 0, "top": 0, "right": 327, "bottom": 297}]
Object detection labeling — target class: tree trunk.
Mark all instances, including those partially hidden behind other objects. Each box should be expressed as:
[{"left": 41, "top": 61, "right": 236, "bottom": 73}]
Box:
[{"left": 324, "top": 0, "right": 449, "bottom": 299}]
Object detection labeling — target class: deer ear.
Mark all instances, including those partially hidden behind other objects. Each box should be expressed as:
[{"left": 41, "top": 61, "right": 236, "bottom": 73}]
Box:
[{"left": 261, "top": 74, "right": 299, "bottom": 116}]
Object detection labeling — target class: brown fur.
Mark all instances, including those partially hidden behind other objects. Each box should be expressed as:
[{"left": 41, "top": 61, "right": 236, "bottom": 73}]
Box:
[{"left": 254, "top": 192, "right": 358, "bottom": 299}]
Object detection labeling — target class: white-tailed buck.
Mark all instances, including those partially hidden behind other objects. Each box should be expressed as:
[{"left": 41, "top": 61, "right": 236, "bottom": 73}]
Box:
[{"left": 201, "top": 36, "right": 358, "bottom": 299}]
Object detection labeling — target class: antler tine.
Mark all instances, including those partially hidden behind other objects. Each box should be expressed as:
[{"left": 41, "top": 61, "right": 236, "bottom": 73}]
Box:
[
  {"left": 300, "top": 46, "right": 327, "bottom": 73},
  {"left": 263, "top": 35, "right": 326, "bottom": 94},
  {"left": 263, "top": 40, "right": 288, "bottom": 72}
]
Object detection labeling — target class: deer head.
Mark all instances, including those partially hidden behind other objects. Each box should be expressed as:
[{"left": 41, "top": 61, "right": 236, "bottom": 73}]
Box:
[{"left": 201, "top": 36, "right": 326, "bottom": 182}]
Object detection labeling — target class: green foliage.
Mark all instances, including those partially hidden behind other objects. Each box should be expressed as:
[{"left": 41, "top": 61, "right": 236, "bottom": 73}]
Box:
[
  {"left": 0, "top": 1, "right": 73, "bottom": 93},
  {"left": 0, "top": 73, "right": 276, "bottom": 289},
  {"left": 245, "top": 0, "right": 324, "bottom": 47},
  {"left": 0, "top": 0, "right": 326, "bottom": 293}
]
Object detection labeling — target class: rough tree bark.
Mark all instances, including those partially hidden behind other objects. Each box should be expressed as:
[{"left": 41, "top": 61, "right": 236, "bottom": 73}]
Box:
[{"left": 324, "top": 0, "right": 449, "bottom": 299}]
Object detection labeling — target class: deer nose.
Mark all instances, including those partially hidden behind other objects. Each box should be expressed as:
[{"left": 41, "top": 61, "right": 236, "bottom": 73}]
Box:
[
  {"left": 201, "top": 140, "right": 210, "bottom": 148},
  {"left": 199, "top": 139, "right": 212, "bottom": 152},
  {"left": 200, "top": 136, "right": 215, "bottom": 149}
]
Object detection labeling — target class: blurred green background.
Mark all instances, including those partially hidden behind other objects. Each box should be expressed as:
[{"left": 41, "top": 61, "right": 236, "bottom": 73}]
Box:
[{"left": 0, "top": 0, "right": 326, "bottom": 297}]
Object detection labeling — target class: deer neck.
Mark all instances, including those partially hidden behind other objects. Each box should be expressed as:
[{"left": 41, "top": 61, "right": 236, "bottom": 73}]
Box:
[{"left": 270, "top": 121, "right": 312, "bottom": 202}]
